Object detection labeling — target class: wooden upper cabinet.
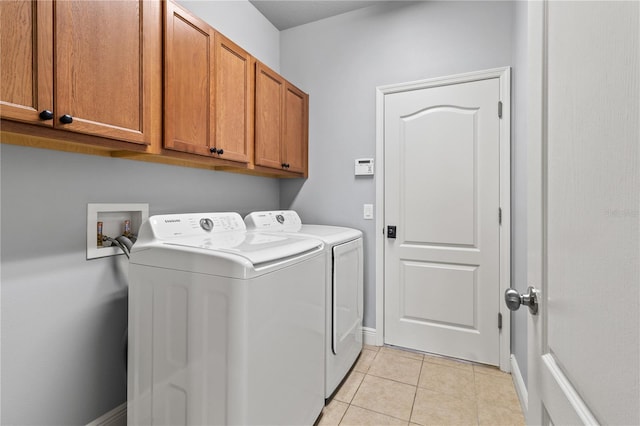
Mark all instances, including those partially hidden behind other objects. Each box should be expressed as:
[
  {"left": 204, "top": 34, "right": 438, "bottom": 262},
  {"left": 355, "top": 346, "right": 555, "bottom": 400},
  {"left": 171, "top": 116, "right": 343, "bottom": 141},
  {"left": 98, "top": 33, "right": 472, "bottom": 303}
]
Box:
[
  {"left": 163, "top": 1, "right": 252, "bottom": 164},
  {"left": 255, "top": 62, "right": 284, "bottom": 170},
  {"left": 255, "top": 61, "right": 308, "bottom": 176},
  {"left": 54, "top": 1, "right": 161, "bottom": 145},
  {"left": 283, "top": 83, "right": 309, "bottom": 175},
  {"left": 164, "top": 0, "right": 215, "bottom": 156},
  {"left": 0, "top": 0, "right": 53, "bottom": 126},
  {"left": 1, "top": 0, "right": 161, "bottom": 146},
  {"left": 214, "top": 33, "right": 252, "bottom": 164}
]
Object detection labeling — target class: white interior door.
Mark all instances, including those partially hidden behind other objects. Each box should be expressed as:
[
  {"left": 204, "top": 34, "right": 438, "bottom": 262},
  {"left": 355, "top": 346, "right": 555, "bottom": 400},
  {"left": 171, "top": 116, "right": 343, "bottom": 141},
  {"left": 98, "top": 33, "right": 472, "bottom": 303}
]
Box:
[
  {"left": 383, "top": 73, "right": 506, "bottom": 366},
  {"left": 526, "top": 1, "right": 639, "bottom": 424}
]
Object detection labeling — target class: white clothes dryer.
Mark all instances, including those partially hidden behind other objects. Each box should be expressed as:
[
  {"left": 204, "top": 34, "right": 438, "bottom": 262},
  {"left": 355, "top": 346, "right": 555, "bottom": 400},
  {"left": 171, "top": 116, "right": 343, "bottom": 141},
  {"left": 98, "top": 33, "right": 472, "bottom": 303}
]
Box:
[
  {"left": 244, "top": 210, "right": 363, "bottom": 399},
  {"left": 127, "top": 212, "right": 325, "bottom": 425}
]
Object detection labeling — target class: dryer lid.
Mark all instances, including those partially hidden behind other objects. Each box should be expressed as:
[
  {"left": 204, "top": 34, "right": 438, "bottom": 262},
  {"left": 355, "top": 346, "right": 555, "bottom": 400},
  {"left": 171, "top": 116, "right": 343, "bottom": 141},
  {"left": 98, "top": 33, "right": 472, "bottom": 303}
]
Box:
[{"left": 244, "top": 211, "right": 363, "bottom": 244}]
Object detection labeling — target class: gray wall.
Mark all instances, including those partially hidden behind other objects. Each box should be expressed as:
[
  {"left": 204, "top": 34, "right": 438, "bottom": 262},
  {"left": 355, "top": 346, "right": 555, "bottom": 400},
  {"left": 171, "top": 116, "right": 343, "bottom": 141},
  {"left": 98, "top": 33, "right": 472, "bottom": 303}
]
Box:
[
  {"left": 510, "top": 0, "right": 529, "bottom": 386},
  {"left": 279, "top": 1, "right": 516, "bottom": 330},
  {"left": 0, "top": 2, "right": 279, "bottom": 425}
]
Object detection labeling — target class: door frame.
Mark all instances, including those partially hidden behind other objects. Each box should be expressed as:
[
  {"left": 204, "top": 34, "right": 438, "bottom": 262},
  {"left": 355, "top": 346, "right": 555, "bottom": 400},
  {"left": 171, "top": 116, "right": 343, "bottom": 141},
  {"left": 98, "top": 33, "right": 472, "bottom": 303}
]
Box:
[{"left": 375, "top": 67, "right": 512, "bottom": 371}]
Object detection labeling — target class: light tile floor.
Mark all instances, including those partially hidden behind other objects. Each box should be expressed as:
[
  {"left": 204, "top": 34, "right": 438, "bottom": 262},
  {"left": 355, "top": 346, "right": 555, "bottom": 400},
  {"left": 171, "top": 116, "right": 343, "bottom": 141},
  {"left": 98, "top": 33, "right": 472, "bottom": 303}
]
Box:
[{"left": 318, "top": 345, "right": 525, "bottom": 426}]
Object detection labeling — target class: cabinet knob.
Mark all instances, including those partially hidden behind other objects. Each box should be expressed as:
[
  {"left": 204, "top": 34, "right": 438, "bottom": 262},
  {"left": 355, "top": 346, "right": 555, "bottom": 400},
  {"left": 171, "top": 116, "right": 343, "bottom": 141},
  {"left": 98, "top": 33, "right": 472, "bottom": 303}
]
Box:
[
  {"left": 210, "top": 147, "right": 217, "bottom": 154},
  {"left": 282, "top": 163, "right": 290, "bottom": 169},
  {"left": 216, "top": 149, "right": 224, "bottom": 155},
  {"left": 59, "top": 114, "right": 73, "bottom": 124},
  {"left": 39, "top": 110, "right": 54, "bottom": 120}
]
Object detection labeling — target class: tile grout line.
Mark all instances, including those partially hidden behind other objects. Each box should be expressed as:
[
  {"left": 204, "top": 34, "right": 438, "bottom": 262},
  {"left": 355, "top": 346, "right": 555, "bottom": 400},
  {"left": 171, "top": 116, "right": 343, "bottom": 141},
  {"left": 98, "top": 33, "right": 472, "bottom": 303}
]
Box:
[
  {"left": 344, "top": 349, "right": 418, "bottom": 425},
  {"left": 473, "top": 366, "right": 481, "bottom": 426},
  {"left": 408, "top": 357, "right": 425, "bottom": 425},
  {"left": 337, "top": 348, "right": 380, "bottom": 425}
]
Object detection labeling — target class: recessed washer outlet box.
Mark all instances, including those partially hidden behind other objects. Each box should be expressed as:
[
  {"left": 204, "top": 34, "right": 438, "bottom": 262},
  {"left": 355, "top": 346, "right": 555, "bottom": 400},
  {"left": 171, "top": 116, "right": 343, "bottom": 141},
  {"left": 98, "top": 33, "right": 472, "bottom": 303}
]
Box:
[{"left": 87, "top": 203, "right": 149, "bottom": 260}]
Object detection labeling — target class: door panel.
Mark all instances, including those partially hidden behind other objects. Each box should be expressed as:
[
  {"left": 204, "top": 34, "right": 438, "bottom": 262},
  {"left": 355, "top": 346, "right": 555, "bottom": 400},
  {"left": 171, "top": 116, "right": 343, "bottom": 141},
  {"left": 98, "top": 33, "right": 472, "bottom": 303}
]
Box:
[
  {"left": 384, "top": 78, "right": 501, "bottom": 365},
  {"left": 283, "top": 84, "right": 308, "bottom": 174},
  {"left": 215, "top": 34, "right": 252, "bottom": 163},
  {"left": 0, "top": 0, "right": 53, "bottom": 125},
  {"left": 55, "top": 0, "right": 159, "bottom": 144},
  {"left": 400, "top": 262, "right": 477, "bottom": 327},
  {"left": 527, "top": 1, "right": 639, "bottom": 424},
  {"left": 255, "top": 63, "right": 284, "bottom": 170},
  {"left": 403, "top": 107, "right": 477, "bottom": 246},
  {"left": 164, "top": 1, "right": 214, "bottom": 156}
]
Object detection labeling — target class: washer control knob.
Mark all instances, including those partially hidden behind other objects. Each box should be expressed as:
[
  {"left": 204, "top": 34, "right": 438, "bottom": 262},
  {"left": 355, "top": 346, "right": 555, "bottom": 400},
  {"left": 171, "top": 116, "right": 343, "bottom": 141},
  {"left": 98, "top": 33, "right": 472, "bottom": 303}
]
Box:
[{"left": 200, "top": 218, "right": 214, "bottom": 232}]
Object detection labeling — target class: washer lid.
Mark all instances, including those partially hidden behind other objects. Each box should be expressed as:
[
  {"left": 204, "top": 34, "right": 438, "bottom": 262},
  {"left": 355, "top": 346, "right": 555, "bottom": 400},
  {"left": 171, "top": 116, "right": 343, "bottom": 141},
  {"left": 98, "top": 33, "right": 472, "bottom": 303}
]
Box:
[{"left": 165, "top": 232, "right": 322, "bottom": 266}]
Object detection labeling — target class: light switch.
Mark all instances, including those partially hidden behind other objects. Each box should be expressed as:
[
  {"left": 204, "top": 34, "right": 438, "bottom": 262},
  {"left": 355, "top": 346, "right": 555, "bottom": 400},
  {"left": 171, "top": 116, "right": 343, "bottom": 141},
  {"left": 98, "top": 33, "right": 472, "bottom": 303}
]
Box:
[{"left": 363, "top": 204, "right": 374, "bottom": 220}]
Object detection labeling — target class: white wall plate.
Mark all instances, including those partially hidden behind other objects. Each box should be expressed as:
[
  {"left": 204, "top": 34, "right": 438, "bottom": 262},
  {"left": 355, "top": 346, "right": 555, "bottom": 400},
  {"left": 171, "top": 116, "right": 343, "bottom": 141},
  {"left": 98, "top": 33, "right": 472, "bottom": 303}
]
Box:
[{"left": 87, "top": 203, "right": 149, "bottom": 260}]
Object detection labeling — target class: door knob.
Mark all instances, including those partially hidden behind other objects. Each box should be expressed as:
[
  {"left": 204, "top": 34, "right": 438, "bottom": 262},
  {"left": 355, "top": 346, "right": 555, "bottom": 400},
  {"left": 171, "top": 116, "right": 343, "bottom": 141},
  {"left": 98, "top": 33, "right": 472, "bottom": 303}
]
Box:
[{"left": 504, "top": 286, "right": 539, "bottom": 315}]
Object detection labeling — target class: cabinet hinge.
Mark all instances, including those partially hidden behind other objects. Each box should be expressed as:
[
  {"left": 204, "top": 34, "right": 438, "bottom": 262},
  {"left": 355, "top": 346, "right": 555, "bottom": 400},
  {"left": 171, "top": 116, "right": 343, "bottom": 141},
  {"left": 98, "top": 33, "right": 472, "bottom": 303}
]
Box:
[
  {"left": 498, "top": 312, "right": 503, "bottom": 330},
  {"left": 498, "top": 101, "right": 503, "bottom": 118},
  {"left": 499, "top": 207, "right": 502, "bottom": 225}
]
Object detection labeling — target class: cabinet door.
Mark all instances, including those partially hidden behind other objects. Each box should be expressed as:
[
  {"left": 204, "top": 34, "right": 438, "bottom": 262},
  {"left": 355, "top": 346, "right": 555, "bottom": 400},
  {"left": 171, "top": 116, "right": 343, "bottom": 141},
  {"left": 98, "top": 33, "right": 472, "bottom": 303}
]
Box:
[
  {"left": 255, "top": 62, "right": 284, "bottom": 170},
  {"left": 54, "top": 1, "right": 161, "bottom": 145},
  {"left": 215, "top": 33, "right": 252, "bottom": 163},
  {"left": 0, "top": 0, "right": 53, "bottom": 126},
  {"left": 164, "top": 1, "right": 215, "bottom": 156},
  {"left": 282, "top": 83, "right": 308, "bottom": 175}
]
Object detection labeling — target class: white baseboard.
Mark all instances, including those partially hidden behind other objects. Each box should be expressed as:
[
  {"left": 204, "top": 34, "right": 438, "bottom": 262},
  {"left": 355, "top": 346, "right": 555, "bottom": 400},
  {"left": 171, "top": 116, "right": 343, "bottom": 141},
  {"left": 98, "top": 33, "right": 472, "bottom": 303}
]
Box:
[
  {"left": 363, "top": 326, "right": 377, "bottom": 346},
  {"left": 510, "top": 354, "right": 528, "bottom": 415},
  {"left": 86, "top": 402, "right": 126, "bottom": 426}
]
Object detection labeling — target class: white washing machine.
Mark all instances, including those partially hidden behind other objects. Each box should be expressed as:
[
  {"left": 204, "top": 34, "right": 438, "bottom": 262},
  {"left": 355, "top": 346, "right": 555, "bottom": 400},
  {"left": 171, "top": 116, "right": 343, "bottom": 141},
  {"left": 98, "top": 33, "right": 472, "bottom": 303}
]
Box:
[
  {"left": 127, "top": 212, "right": 325, "bottom": 425},
  {"left": 244, "top": 210, "right": 363, "bottom": 399}
]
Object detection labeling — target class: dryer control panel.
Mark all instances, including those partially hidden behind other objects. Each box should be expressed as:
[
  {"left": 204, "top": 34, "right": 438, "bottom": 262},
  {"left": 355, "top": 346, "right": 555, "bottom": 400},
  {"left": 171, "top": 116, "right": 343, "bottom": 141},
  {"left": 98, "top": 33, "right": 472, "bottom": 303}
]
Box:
[{"left": 244, "top": 210, "right": 302, "bottom": 231}]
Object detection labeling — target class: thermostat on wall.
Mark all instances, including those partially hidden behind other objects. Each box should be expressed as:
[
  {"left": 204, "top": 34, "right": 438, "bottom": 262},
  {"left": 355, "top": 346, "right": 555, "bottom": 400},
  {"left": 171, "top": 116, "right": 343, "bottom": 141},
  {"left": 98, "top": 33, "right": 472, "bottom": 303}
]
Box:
[{"left": 355, "top": 158, "right": 374, "bottom": 176}]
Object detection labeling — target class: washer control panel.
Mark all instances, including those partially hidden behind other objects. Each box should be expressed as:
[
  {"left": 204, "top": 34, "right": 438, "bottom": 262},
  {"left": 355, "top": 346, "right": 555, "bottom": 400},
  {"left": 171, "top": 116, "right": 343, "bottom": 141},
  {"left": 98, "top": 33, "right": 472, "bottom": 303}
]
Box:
[{"left": 148, "top": 212, "right": 245, "bottom": 239}]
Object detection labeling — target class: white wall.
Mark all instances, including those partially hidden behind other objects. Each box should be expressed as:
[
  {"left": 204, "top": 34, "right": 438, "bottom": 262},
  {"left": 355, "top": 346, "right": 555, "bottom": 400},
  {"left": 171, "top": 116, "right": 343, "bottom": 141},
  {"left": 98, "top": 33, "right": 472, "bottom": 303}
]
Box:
[
  {"left": 280, "top": 1, "right": 515, "bottom": 330},
  {"left": 0, "top": 2, "right": 280, "bottom": 424}
]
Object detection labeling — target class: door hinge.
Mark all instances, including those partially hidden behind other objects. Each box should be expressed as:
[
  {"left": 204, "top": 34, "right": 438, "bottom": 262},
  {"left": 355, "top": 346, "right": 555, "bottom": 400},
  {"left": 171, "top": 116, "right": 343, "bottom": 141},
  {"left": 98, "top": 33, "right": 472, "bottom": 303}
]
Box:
[
  {"left": 499, "top": 207, "right": 502, "bottom": 225},
  {"left": 498, "top": 312, "right": 503, "bottom": 330},
  {"left": 498, "top": 101, "right": 503, "bottom": 118}
]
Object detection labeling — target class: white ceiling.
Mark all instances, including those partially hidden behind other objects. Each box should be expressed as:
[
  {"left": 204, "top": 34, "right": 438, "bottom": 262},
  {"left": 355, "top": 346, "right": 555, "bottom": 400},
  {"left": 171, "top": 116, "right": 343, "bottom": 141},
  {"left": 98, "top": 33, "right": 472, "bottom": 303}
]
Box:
[{"left": 248, "top": 1, "right": 389, "bottom": 30}]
